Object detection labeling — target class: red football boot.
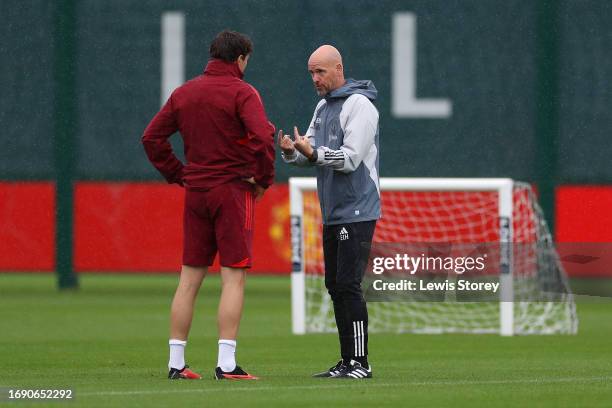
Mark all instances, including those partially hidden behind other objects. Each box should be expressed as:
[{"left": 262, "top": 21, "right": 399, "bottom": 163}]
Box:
[
  {"left": 168, "top": 365, "right": 202, "bottom": 379},
  {"left": 214, "top": 366, "right": 259, "bottom": 380}
]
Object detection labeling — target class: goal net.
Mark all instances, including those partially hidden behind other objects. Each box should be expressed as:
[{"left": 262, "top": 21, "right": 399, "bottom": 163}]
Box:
[{"left": 290, "top": 177, "right": 577, "bottom": 336}]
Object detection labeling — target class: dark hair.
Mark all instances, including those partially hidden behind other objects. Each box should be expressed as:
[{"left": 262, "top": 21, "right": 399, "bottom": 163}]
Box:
[{"left": 209, "top": 30, "right": 253, "bottom": 62}]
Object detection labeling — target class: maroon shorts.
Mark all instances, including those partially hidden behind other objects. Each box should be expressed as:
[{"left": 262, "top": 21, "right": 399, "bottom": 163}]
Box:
[{"left": 183, "top": 181, "right": 255, "bottom": 268}]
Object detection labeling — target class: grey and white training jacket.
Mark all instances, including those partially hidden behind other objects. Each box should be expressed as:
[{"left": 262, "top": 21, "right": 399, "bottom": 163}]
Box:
[{"left": 282, "top": 79, "right": 381, "bottom": 225}]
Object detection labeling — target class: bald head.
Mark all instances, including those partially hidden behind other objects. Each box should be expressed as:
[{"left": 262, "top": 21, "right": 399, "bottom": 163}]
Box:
[
  {"left": 308, "top": 45, "right": 345, "bottom": 96},
  {"left": 308, "top": 45, "right": 343, "bottom": 66}
]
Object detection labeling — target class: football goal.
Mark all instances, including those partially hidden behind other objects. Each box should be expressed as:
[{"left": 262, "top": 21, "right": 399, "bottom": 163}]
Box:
[{"left": 290, "top": 177, "right": 577, "bottom": 336}]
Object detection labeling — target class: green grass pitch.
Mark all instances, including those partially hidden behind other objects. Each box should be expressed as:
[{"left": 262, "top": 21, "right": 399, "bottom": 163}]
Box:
[{"left": 0, "top": 273, "right": 611, "bottom": 407}]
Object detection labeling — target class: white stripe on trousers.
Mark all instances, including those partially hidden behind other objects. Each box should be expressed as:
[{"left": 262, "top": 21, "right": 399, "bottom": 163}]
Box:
[
  {"left": 353, "top": 321, "right": 358, "bottom": 357},
  {"left": 353, "top": 321, "right": 365, "bottom": 357},
  {"left": 361, "top": 321, "right": 364, "bottom": 357}
]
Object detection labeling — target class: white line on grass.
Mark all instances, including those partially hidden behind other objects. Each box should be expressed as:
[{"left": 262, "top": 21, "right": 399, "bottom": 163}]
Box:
[{"left": 79, "top": 376, "right": 612, "bottom": 397}]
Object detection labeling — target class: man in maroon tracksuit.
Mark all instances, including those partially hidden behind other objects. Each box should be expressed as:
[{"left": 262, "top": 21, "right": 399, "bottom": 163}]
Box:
[{"left": 142, "top": 30, "right": 274, "bottom": 380}]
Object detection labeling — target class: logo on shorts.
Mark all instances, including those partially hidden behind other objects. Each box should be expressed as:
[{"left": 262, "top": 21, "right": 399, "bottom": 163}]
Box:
[{"left": 339, "top": 227, "right": 349, "bottom": 241}]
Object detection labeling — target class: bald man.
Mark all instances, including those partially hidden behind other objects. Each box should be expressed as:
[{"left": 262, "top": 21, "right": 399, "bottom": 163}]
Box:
[{"left": 279, "top": 45, "right": 380, "bottom": 379}]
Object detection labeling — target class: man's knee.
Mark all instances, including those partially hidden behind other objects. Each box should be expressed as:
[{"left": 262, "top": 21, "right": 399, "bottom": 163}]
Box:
[
  {"left": 220, "top": 267, "right": 246, "bottom": 288},
  {"left": 325, "top": 277, "right": 339, "bottom": 299},
  {"left": 327, "top": 287, "right": 338, "bottom": 302},
  {"left": 178, "top": 265, "right": 207, "bottom": 292},
  {"left": 334, "top": 279, "right": 362, "bottom": 299}
]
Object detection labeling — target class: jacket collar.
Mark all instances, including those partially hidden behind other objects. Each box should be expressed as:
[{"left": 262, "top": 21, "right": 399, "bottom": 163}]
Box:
[{"left": 203, "top": 58, "right": 244, "bottom": 79}]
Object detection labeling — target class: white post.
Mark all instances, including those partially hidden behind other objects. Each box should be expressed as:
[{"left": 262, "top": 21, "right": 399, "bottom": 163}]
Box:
[
  {"left": 498, "top": 180, "right": 514, "bottom": 336},
  {"left": 290, "top": 179, "right": 306, "bottom": 334}
]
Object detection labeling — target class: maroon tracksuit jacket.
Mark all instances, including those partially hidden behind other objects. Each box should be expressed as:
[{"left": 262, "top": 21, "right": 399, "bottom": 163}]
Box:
[{"left": 142, "top": 59, "right": 275, "bottom": 190}]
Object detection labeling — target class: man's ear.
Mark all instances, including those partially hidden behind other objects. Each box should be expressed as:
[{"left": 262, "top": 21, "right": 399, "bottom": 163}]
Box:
[{"left": 236, "top": 54, "right": 249, "bottom": 73}]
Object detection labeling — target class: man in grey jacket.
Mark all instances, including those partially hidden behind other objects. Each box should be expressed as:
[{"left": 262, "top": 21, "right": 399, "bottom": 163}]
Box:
[{"left": 279, "top": 45, "right": 380, "bottom": 379}]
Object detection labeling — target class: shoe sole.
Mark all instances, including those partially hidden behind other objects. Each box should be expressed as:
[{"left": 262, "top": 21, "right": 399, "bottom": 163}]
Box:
[
  {"left": 169, "top": 376, "right": 202, "bottom": 380},
  {"left": 215, "top": 374, "right": 259, "bottom": 380},
  {"left": 338, "top": 374, "right": 372, "bottom": 379},
  {"left": 312, "top": 373, "right": 333, "bottom": 378},
  {"left": 168, "top": 372, "right": 202, "bottom": 380}
]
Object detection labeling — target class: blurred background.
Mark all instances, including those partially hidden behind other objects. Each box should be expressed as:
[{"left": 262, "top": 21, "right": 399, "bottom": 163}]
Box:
[{"left": 1, "top": 0, "right": 611, "bottom": 286}]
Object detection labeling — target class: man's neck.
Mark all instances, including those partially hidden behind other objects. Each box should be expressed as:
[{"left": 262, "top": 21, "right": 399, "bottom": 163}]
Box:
[{"left": 327, "top": 79, "right": 346, "bottom": 95}]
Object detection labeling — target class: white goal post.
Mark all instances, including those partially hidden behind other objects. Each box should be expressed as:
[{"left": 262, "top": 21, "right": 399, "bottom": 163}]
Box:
[{"left": 290, "top": 177, "right": 577, "bottom": 336}]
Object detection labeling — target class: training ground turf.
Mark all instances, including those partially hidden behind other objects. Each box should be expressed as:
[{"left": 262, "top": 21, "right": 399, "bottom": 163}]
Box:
[{"left": 1, "top": 273, "right": 611, "bottom": 407}]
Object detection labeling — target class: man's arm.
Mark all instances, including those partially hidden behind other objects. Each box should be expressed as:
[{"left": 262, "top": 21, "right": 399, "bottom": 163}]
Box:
[
  {"left": 237, "top": 85, "right": 276, "bottom": 189},
  {"left": 141, "top": 95, "right": 185, "bottom": 185},
  {"left": 294, "top": 95, "right": 378, "bottom": 173}
]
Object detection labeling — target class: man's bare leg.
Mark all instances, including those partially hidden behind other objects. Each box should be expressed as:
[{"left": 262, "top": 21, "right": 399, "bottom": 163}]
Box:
[
  {"left": 168, "top": 265, "right": 207, "bottom": 372},
  {"left": 217, "top": 267, "right": 246, "bottom": 372}
]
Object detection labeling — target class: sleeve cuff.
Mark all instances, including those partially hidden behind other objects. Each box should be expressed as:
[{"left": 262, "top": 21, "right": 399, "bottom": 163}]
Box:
[
  {"left": 314, "top": 147, "right": 325, "bottom": 165},
  {"left": 281, "top": 151, "right": 297, "bottom": 162}
]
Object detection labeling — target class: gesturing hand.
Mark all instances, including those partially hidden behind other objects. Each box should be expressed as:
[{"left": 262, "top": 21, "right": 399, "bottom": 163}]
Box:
[
  {"left": 277, "top": 129, "right": 295, "bottom": 155},
  {"left": 292, "top": 126, "right": 314, "bottom": 159}
]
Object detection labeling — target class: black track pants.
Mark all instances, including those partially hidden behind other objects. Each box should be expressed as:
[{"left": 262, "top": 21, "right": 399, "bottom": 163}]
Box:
[{"left": 323, "top": 220, "right": 376, "bottom": 361}]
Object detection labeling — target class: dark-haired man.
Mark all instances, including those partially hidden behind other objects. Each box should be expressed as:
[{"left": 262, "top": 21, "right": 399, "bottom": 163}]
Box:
[{"left": 142, "top": 30, "right": 275, "bottom": 380}]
